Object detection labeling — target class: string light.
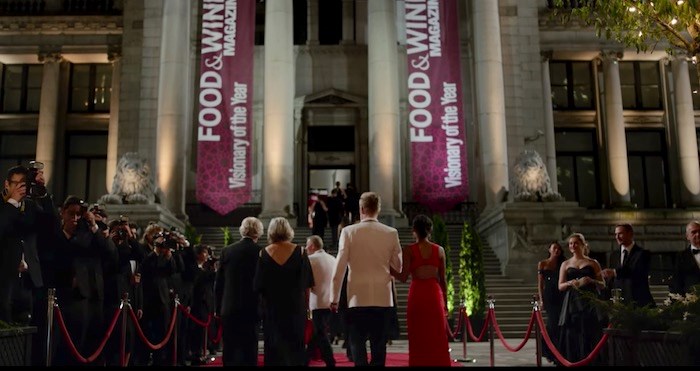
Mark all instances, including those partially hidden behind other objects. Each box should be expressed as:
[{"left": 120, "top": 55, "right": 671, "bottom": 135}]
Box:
[
  {"left": 628, "top": 6, "right": 637, "bottom": 12},
  {"left": 677, "top": 0, "right": 684, "bottom": 5},
  {"left": 671, "top": 18, "right": 678, "bottom": 25}
]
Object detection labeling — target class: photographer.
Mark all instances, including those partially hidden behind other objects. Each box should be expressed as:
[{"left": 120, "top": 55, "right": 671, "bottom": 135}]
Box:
[
  {"left": 188, "top": 244, "right": 217, "bottom": 364},
  {"left": 103, "top": 215, "right": 147, "bottom": 366},
  {"left": 0, "top": 165, "right": 42, "bottom": 325},
  {"left": 52, "top": 195, "right": 114, "bottom": 366},
  {"left": 140, "top": 231, "right": 178, "bottom": 366}
]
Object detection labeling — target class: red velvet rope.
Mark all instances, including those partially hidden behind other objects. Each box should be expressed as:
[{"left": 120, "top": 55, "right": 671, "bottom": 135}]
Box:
[
  {"left": 533, "top": 310, "right": 611, "bottom": 367},
  {"left": 488, "top": 307, "right": 535, "bottom": 352},
  {"left": 446, "top": 307, "right": 464, "bottom": 339},
  {"left": 176, "top": 304, "right": 212, "bottom": 327},
  {"left": 53, "top": 306, "right": 122, "bottom": 363},
  {"left": 464, "top": 309, "right": 491, "bottom": 342},
  {"left": 128, "top": 305, "right": 179, "bottom": 351}
]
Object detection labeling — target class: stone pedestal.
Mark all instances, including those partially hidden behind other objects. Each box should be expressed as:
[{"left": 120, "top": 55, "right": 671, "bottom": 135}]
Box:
[
  {"left": 103, "top": 204, "right": 185, "bottom": 232},
  {"left": 476, "top": 201, "right": 586, "bottom": 284}
]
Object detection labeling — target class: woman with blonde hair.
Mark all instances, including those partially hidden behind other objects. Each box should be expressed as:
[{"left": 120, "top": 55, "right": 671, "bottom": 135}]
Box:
[
  {"left": 254, "top": 217, "right": 314, "bottom": 366},
  {"left": 557, "top": 233, "right": 606, "bottom": 364}
]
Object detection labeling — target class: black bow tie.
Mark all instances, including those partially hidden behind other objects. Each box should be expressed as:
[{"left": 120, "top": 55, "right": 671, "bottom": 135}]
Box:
[{"left": 692, "top": 249, "right": 700, "bottom": 255}]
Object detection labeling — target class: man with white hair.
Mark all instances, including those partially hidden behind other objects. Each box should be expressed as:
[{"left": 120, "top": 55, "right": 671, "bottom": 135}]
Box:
[
  {"left": 215, "top": 217, "right": 264, "bottom": 366},
  {"left": 305, "top": 235, "right": 336, "bottom": 367}
]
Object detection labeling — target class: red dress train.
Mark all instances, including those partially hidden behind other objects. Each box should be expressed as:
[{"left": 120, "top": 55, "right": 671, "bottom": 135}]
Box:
[{"left": 406, "top": 243, "right": 452, "bottom": 367}]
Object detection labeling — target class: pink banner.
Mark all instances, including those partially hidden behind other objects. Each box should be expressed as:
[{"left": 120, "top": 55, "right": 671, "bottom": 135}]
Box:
[
  {"left": 405, "top": 0, "right": 468, "bottom": 212},
  {"left": 196, "top": 0, "right": 255, "bottom": 215}
]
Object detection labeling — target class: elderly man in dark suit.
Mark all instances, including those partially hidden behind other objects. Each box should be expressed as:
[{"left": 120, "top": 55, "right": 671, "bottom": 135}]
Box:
[
  {"left": 214, "top": 216, "right": 263, "bottom": 366},
  {"left": 601, "top": 223, "right": 655, "bottom": 308},
  {"left": 669, "top": 221, "right": 700, "bottom": 296}
]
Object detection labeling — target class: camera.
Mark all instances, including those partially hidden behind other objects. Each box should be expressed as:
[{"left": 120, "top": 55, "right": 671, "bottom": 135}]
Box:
[
  {"left": 116, "top": 215, "right": 129, "bottom": 239},
  {"left": 154, "top": 231, "right": 179, "bottom": 251},
  {"left": 26, "top": 161, "right": 47, "bottom": 199}
]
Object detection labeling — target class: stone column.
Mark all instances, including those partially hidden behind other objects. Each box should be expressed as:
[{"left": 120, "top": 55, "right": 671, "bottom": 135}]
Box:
[
  {"left": 600, "top": 51, "right": 631, "bottom": 206},
  {"left": 106, "top": 47, "right": 121, "bottom": 193},
  {"left": 367, "top": 0, "right": 401, "bottom": 223},
  {"left": 473, "top": 0, "right": 509, "bottom": 207},
  {"left": 156, "top": 0, "right": 190, "bottom": 218},
  {"left": 260, "top": 0, "right": 296, "bottom": 222},
  {"left": 35, "top": 51, "right": 62, "bottom": 188},
  {"left": 671, "top": 56, "right": 700, "bottom": 206},
  {"left": 307, "top": 0, "right": 319, "bottom": 45},
  {"left": 341, "top": 0, "right": 354, "bottom": 45},
  {"left": 541, "top": 51, "right": 558, "bottom": 194},
  {"left": 355, "top": 0, "right": 367, "bottom": 45}
]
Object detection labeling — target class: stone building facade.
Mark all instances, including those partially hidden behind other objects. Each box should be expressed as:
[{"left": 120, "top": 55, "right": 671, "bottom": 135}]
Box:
[{"left": 0, "top": 0, "right": 698, "bottom": 283}]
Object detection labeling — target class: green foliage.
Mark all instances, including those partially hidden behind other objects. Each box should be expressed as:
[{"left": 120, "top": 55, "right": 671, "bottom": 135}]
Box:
[
  {"left": 221, "top": 226, "right": 232, "bottom": 247},
  {"left": 431, "top": 214, "right": 455, "bottom": 314},
  {"left": 549, "top": 0, "right": 700, "bottom": 58},
  {"left": 458, "top": 221, "right": 486, "bottom": 317},
  {"left": 184, "top": 223, "right": 202, "bottom": 245},
  {"left": 581, "top": 284, "right": 700, "bottom": 339}
]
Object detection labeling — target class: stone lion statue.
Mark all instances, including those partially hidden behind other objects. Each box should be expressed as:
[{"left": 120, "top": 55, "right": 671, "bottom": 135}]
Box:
[
  {"left": 99, "top": 152, "right": 160, "bottom": 205},
  {"left": 510, "top": 149, "right": 562, "bottom": 202}
]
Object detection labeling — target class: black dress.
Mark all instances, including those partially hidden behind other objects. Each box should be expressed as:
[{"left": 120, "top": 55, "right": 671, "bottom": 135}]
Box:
[
  {"left": 557, "top": 266, "right": 605, "bottom": 363},
  {"left": 538, "top": 268, "right": 563, "bottom": 363},
  {"left": 254, "top": 245, "right": 314, "bottom": 366}
]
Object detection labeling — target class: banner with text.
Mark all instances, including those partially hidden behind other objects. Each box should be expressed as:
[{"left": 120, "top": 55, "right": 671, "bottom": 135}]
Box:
[
  {"left": 405, "top": 0, "right": 468, "bottom": 212},
  {"left": 196, "top": 0, "right": 255, "bottom": 215}
]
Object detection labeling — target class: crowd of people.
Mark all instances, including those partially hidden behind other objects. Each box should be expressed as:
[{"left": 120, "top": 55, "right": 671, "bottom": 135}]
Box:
[
  {"left": 0, "top": 163, "right": 218, "bottom": 366},
  {"left": 537, "top": 222, "right": 700, "bottom": 365},
  {"left": 5, "top": 160, "right": 699, "bottom": 367}
]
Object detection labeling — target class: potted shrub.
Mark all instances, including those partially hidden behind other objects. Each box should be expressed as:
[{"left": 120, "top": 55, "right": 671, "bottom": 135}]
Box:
[
  {"left": 585, "top": 285, "right": 700, "bottom": 366},
  {"left": 431, "top": 214, "right": 456, "bottom": 338},
  {"left": 0, "top": 321, "right": 37, "bottom": 366},
  {"left": 458, "top": 221, "right": 486, "bottom": 341}
]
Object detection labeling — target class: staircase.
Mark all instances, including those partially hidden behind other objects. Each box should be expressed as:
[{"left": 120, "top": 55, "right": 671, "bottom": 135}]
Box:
[{"left": 194, "top": 224, "right": 671, "bottom": 340}]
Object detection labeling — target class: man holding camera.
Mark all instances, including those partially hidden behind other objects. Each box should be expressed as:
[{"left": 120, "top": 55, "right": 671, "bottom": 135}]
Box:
[
  {"left": 140, "top": 231, "right": 179, "bottom": 366},
  {"left": 0, "top": 165, "right": 42, "bottom": 325}
]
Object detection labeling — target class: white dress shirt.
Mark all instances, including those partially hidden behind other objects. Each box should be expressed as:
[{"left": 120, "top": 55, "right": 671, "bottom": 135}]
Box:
[{"left": 308, "top": 249, "right": 336, "bottom": 310}]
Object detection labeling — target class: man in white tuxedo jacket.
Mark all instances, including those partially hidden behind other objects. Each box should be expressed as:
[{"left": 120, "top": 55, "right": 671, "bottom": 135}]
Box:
[{"left": 330, "top": 192, "right": 402, "bottom": 366}]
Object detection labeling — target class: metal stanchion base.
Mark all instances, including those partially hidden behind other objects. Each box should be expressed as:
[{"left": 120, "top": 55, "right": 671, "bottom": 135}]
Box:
[{"left": 450, "top": 347, "right": 476, "bottom": 363}]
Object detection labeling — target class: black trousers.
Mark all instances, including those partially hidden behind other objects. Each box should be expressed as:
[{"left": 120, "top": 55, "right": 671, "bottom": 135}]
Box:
[
  {"left": 307, "top": 309, "right": 336, "bottom": 366},
  {"left": 221, "top": 313, "right": 259, "bottom": 366},
  {"left": 346, "top": 306, "right": 390, "bottom": 366}
]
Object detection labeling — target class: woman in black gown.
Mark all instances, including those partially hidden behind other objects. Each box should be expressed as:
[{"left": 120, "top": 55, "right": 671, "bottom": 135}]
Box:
[
  {"left": 557, "top": 233, "right": 606, "bottom": 364},
  {"left": 254, "top": 217, "right": 314, "bottom": 366},
  {"left": 537, "top": 241, "right": 566, "bottom": 363}
]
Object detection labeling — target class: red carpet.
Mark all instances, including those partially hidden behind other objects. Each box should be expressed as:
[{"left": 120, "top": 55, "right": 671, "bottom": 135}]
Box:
[{"left": 202, "top": 353, "right": 462, "bottom": 367}]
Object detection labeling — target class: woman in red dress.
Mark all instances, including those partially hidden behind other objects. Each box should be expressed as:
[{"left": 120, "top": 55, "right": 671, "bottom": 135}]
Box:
[{"left": 391, "top": 214, "right": 451, "bottom": 366}]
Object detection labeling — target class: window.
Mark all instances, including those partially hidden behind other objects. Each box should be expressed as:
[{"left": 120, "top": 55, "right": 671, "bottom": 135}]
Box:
[
  {"left": 308, "top": 126, "right": 354, "bottom": 152},
  {"left": 64, "top": 132, "right": 107, "bottom": 203},
  {"left": 555, "top": 129, "right": 600, "bottom": 208},
  {"left": 549, "top": 61, "right": 594, "bottom": 110},
  {"left": 627, "top": 130, "right": 670, "bottom": 208},
  {"left": 0, "top": 133, "right": 37, "bottom": 172},
  {"left": 318, "top": 0, "right": 342, "bottom": 45},
  {"left": 619, "top": 61, "right": 662, "bottom": 109},
  {"left": 68, "top": 64, "right": 112, "bottom": 112},
  {"left": 0, "top": 64, "right": 42, "bottom": 113},
  {"left": 293, "top": 0, "right": 308, "bottom": 45},
  {"left": 690, "top": 63, "right": 699, "bottom": 110}
]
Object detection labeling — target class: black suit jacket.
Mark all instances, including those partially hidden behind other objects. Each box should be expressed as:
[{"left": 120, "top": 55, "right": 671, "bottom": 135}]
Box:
[
  {"left": 215, "top": 237, "right": 260, "bottom": 317},
  {"left": 669, "top": 247, "right": 700, "bottom": 295},
  {"left": 608, "top": 243, "right": 655, "bottom": 307}
]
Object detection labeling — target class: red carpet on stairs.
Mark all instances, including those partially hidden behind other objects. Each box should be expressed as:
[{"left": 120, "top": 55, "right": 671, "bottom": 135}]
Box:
[{"left": 202, "top": 353, "right": 462, "bottom": 367}]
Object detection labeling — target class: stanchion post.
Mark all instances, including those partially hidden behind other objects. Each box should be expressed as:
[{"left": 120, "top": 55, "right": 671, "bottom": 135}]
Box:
[
  {"left": 46, "top": 288, "right": 55, "bottom": 367},
  {"left": 453, "top": 303, "right": 475, "bottom": 363},
  {"left": 533, "top": 294, "right": 542, "bottom": 367},
  {"left": 487, "top": 295, "right": 495, "bottom": 367},
  {"left": 172, "top": 294, "right": 179, "bottom": 367},
  {"left": 202, "top": 315, "right": 209, "bottom": 364},
  {"left": 120, "top": 292, "right": 129, "bottom": 367}
]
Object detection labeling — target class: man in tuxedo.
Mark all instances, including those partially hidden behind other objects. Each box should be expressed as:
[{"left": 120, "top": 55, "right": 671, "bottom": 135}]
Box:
[
  {"left": 601, "top": 223, "right": 655, "bottom": 307},
  {"left": 214, "top": 216, "right": 263, "bottom": 366},
  {"left": 330, "top": 192, "right": 402, "bottom": 367},
  {"left": 669, "top": 221, "right": 700, "bottom": 296}
]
